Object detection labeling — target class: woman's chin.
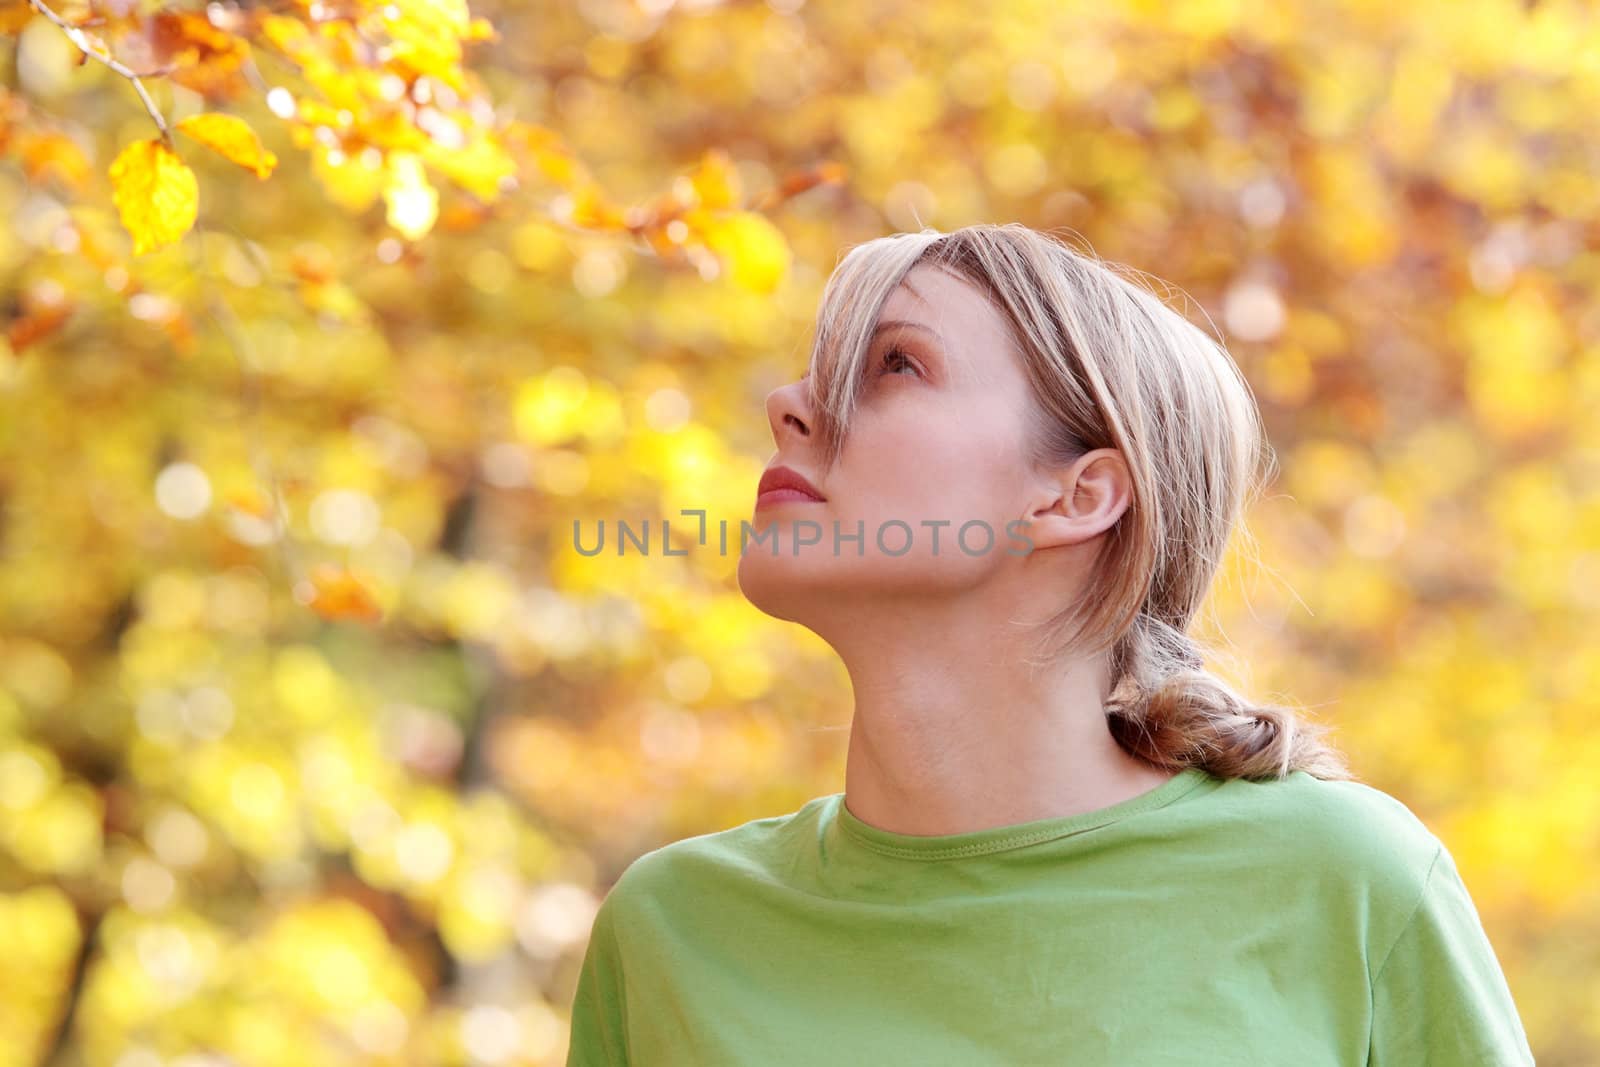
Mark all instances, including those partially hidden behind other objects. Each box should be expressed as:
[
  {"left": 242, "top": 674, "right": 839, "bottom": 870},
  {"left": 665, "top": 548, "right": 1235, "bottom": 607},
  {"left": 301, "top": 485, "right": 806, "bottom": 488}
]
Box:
[{"left": 735, "top": 553, "right": 840, "bottom": 618}]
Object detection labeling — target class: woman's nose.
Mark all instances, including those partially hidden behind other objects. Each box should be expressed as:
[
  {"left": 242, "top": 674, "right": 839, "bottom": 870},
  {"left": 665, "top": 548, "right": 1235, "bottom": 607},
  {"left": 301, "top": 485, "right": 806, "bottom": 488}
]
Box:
[{"left": 766, "top": 379, "right": 813, "bottom": 441}]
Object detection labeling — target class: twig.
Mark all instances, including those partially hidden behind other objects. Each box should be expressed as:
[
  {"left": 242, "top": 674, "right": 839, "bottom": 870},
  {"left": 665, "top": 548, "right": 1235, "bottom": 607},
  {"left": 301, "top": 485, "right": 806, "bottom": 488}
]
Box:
[
  {"left": 181, "top": 218, "right": 308, "bottom": 597},
  {"left": 26, "top": 0, "right": 172, "bottom": 142}
]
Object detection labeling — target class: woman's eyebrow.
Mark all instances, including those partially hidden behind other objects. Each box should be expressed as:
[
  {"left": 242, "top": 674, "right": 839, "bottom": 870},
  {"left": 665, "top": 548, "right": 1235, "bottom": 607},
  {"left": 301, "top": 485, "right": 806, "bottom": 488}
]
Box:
[{"left": 873, "top": 320, "right": 942, "bottom": 340}]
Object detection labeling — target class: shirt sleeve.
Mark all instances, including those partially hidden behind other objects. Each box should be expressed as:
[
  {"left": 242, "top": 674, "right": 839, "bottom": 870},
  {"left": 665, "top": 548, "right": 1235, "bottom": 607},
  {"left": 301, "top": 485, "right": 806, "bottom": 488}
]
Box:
[
  {"left": 565, "top": 889, "right": 630, "bottom": 1067},
  {"left": 1369, "top": 841, "right": 1536, "bottom": 1066}
]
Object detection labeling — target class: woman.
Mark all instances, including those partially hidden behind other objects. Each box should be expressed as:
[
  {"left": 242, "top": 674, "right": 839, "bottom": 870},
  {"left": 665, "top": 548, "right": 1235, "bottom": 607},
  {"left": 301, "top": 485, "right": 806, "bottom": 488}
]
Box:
[{"left": 564, "top": 223, "right": 1536, "bottom": 1066}]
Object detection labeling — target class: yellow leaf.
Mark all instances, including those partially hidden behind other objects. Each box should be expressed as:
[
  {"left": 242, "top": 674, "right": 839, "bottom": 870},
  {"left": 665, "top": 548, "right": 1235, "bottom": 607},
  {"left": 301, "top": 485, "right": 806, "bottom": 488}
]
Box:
[
  {"left": 424, "top": 131, "right": 516, "bottom": 202},
  {"left": 383, "top": 152, "right": 437, "bottom": 240},
  {"left": 108, "top": 139, "right": 198, "bottom": 255},
  {"left": 258, "top": 13, "right": 308, "bottom": 51},
  {"left": 697, "top": 211, "right": 791, "bottom": 293},
  {"left": 311, "top": 144, "right": 385, "bottom": 212},
  {"left": 388, "top": 0, "right": 471, "bottom": 38},
  {"left": 378, "top": 0, "right": 472, "bottom": 88},
  {"left": 688, "top": 148, "right": 740, "bottom": 210},
  {"left": 175, "top": 113, "right": 277, "bottom": 179}
]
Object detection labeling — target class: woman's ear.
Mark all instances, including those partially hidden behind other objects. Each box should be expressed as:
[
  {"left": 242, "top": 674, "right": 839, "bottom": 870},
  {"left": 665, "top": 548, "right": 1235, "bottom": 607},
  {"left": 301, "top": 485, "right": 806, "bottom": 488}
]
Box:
[{"left": 1021, "top": 449, "right": 1133, "bottom": 550}]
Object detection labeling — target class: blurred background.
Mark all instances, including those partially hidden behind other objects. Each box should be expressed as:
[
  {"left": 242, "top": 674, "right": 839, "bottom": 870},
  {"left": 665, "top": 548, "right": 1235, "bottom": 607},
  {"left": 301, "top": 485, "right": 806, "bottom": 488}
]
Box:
[{"left": 1, "top": 0, "right": 1596, "bottom": 1063}]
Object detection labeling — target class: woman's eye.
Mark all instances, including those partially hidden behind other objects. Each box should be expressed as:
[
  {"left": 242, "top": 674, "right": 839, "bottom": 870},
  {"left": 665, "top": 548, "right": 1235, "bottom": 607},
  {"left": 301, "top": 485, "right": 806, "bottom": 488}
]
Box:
[{"left": 877, "top": 345, "right": 921, "bottom": 378}]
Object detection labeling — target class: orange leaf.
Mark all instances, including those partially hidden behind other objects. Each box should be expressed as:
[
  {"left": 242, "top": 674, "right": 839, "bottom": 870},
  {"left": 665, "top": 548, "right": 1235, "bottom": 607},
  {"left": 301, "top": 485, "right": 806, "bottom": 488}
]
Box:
[
  {"left": 567, "top": 183, "right": 627, "bottom": 230},
  {"left": 108, "top": 138, "right": 198, "bottom": 255},
  {"left": 307, "top": 564, "right": 383, "bottom": 623},
  {"left": 753, "top": 159, "right": 849, "bottom": 211},
  {"left": 161, "top": 310, "right": 197, "bottom": 355},
  {"left": 503, "top": 121, "right": 585, "bottom": 188},
  {"left": 6, "top": 302, "right": 73, "bottom": 353},
  {"left": 147, "top": 11, "right": 252, "bottom": 96},
  {"left": 224, "top": 487, "right": 274, "bottom": 520},
  {"left": 0, "top": 2, "right": 33, "bottom": 32},
  {"left": 18, "top": 130, "right": 92, "bottom": 191},
  {"left": 175, "top": 113, "right": 277, "bottom": 178}
]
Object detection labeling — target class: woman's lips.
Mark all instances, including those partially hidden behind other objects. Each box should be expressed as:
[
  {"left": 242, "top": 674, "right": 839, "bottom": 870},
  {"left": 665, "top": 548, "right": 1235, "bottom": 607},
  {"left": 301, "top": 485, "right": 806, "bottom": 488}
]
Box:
[{"left": 755, "top": 488, "right": 827, "bottom": 509}]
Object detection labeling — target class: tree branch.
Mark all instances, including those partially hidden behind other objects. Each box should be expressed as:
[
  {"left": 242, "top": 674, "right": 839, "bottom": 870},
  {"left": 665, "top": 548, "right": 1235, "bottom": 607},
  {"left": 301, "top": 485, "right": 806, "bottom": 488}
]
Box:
[{"left": 26, "top": 0, "right": 172, "bottom": 142}]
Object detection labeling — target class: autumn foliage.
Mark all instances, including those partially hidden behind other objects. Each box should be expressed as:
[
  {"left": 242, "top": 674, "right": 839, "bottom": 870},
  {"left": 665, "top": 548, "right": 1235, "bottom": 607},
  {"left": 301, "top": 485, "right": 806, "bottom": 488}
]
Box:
[{"left": 1, "top": 0, "right": 1596, "bottom": 1064}]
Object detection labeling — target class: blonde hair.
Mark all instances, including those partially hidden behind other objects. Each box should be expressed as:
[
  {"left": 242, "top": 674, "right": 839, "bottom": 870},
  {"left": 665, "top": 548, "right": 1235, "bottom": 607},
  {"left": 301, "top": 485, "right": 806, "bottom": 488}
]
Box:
[{"left": 803, "top": 222, "right": 1355, "bottom": 783}]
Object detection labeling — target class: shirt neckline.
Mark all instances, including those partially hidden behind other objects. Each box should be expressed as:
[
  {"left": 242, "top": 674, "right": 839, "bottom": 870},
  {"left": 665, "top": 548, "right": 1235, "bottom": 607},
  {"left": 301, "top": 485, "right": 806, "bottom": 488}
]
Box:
[{"left": 830, "top": 765, "right": 1215, "bottom": 860}]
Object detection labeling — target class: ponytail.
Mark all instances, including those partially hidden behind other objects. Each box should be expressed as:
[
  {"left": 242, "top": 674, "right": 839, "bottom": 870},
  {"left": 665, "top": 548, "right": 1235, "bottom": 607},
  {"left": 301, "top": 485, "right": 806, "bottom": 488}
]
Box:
[{"left": 1104, "top": 614, "right": 1355, "bottom": 782}]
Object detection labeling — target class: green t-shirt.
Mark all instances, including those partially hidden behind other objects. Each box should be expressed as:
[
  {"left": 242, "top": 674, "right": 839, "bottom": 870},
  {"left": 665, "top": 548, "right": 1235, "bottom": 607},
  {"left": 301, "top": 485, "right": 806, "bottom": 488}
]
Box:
[{"left": 564, "top": 766, "right": 1535, "bottom": 1066}]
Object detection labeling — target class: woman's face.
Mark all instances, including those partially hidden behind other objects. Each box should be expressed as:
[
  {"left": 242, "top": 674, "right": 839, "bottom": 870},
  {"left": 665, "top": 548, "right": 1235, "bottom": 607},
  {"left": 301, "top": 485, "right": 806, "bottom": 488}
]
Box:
[{"left": 738, "top": 263, "right": 1047, "bottom": 617}]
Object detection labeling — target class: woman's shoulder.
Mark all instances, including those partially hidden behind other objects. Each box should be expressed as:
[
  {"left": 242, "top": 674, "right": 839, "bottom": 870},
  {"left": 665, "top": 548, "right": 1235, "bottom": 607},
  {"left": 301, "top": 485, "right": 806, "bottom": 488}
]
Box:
[
  {"left": 1199, "top": 768, "right": 1446, "bottom": 903},
  {"left": 599, "top": 794, "right": 835, "bottom": 906}
]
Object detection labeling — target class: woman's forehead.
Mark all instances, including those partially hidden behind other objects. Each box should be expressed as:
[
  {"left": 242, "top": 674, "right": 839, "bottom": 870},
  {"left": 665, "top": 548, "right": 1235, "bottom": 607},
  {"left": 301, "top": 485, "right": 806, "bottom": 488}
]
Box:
[{"left": 877, "top": 267, "right": 1018, "bottom": 386}]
